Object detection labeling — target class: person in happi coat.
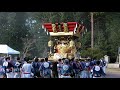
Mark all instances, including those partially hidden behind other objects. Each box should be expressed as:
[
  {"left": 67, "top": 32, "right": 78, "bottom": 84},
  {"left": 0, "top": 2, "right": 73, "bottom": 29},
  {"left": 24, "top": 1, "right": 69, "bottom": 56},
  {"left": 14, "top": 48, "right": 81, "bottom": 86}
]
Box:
[
  {"left": 57, "top": 59, "right": 63, "bottom": 78},
  {"left": 41, "top": 58, "right": 52, "bottom": 78},
  {"left": 60, "top": 59, "right": 72, "bottom": 78}
]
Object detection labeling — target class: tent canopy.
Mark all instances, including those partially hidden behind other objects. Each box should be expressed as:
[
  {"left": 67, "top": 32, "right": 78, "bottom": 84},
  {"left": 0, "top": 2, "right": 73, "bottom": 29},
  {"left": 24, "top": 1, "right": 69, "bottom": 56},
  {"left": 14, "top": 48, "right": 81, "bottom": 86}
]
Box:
[{"left": 0, "top": 44, "right": 20, "bottom": 54}]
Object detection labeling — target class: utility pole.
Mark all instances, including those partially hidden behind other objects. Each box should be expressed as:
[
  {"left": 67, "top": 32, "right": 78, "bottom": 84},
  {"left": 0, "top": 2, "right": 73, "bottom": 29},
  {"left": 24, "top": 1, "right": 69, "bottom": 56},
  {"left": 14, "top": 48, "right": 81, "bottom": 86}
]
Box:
[{"left": 91, "top": 12, "right": 94, "bottom": 48}]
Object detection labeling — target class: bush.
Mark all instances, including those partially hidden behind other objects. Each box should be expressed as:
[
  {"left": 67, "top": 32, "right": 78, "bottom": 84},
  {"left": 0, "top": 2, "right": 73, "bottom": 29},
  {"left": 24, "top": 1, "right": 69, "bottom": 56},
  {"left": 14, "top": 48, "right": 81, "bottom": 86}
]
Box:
[{"left": 80, "top": 48, "right": 105, "bottom": 60}]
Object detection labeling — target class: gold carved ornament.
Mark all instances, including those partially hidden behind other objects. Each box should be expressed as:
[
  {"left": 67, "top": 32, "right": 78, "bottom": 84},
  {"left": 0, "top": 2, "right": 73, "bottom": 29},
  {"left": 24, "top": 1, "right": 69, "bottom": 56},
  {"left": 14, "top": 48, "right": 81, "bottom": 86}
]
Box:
[
  {"left": 48, "top": 40, "right": 53, "bottom": 47},
  {"left": 63, "top": 23, "right": 69, "bottom": 32},
  {"left": 52, "top": 24, "right": 57, "bottom": 33},
  {"left": 69, "top": 40, "right": 75, "bottom": 47},
  {"left": 61, "top": 45, "right": 69, "bottom": 53}
]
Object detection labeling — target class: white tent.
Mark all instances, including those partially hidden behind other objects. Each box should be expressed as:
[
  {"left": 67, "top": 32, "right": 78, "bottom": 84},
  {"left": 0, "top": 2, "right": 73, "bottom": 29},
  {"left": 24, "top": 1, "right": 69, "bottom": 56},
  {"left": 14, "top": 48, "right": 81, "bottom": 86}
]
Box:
[{"left": 0, "top": 44, "right": 20, "bottom": 54}]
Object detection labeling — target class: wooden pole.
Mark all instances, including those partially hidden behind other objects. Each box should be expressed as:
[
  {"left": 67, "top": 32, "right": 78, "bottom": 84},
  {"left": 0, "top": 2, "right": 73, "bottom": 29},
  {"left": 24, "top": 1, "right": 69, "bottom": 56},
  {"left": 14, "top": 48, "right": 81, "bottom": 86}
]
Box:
[{"left": 91, "top": 12, "right": 94, "bottom": 48}]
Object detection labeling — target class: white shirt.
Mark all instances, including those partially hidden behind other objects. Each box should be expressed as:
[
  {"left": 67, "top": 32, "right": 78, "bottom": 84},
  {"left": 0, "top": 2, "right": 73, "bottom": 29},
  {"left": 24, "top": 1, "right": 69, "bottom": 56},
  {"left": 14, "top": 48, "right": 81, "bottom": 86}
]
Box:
[
  {"left": 22, "top": 63, "right": 32, "bottom": 73},
  {"left": 3, "top": 61, "right": 8, "bottom": 67}
]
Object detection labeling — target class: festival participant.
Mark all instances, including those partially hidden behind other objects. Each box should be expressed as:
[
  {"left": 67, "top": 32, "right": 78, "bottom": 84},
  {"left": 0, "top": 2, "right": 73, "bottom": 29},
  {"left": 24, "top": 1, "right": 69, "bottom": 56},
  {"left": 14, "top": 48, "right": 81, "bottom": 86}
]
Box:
[
  {"left": 79, "top": 60, "right": 86, "bottom": 78},
  {"left": 84, "top": 60, "right": 90, "bottom": 78},
  {"left": 89, "top": 60, "right": 95, "bottom": 78},
  {"left": 57, "top": 59, "right": 63, "bottom": 78},
  {"left": 75, "top": 60, "right": 82, "bottom": 78},
  {"left": 60, "top": 59, "right": 72, "bottom": 78},
  {"left": 69, "top": 58, "right": 75, "bottom": 78},
  {"left": 0, "top": 65, "right": 6, "bottom": 78},
  {"left": 3, "top": 57, "right": 14, "bottom": 78},
  {"left": 78, "top": 60, "right": 84, "bottom": 78},
  {"left": 21, "top": 57, "right": 33, "bottom": 78},
  {"left": 100, "top": 59, "right": 107, "bottom": 74},
  {"left": 41, "top": 58, "right": 52, "bottom": 78},
  {"left": 52, "top": 61, "right": 58, "bottom": 78},
  {"left": 13, "top": 61, "right": 21, "bottom": 78},
  {"left": 31, "top": 57, "right": 40, "bottom": 78},
  {"left": 48, "top": 60, "right": 53, "bottom": 77},
  {"left": 39, "top": 59, "right": 44, "bottom": 78},
  {"left": 89, "top": 60, "right": 95, "bottom": 70},
  {"left": 72, "top": 59, "right": 80, "bottom": 78},
  {"left": 91, "top": 60, "right": 105, "bottom": 78}
]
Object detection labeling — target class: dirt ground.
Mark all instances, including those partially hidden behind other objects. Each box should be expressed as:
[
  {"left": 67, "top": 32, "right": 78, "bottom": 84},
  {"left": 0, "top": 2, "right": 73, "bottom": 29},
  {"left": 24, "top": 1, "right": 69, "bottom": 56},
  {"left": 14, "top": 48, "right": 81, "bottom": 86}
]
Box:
[{"left": 106, "top": 68, "right": 120, "bottom": 78}]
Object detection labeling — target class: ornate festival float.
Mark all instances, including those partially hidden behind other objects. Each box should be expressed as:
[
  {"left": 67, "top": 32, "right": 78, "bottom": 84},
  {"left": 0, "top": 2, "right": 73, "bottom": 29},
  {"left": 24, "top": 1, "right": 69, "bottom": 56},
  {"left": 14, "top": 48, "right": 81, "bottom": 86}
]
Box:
[{"left": 42, "top": 22, "right": 85, "bottom": 61}]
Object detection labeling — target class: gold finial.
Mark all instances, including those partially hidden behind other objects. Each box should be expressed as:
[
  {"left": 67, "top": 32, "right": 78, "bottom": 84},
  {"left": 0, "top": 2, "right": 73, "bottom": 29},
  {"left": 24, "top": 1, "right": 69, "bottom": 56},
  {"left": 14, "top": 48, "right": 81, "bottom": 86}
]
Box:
[
  {"left": 63, "top": 23, "right": 68, "bottom": 32},
  {"left": 52, "top": 24, "right": 57, "bottom": 33}
]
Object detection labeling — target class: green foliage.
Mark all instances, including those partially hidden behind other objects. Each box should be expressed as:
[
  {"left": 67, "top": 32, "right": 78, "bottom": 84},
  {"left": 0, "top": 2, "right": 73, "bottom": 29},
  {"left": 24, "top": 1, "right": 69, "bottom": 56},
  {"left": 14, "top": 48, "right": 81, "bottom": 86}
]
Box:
[
  {"left": 81, "top": 31, "right": 91, "bottom": 49},
  {"left": 80, "top": 48, "right": 105, "bottom": 59}
]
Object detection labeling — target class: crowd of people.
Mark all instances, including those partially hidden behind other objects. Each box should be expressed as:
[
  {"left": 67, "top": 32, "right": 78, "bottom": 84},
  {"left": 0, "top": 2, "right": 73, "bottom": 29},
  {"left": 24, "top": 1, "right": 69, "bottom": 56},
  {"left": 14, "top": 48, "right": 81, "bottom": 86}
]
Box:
[{"left": 0, "top": 56, "right": 107, "bottom": 78}]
